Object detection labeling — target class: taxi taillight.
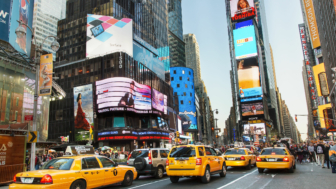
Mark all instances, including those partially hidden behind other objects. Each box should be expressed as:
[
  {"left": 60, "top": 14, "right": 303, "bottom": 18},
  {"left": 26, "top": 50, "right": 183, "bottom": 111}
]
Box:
[
  {"left": 40, "top": 174, "right": 53, "bottom": 184},
  {"left": 166, "top": 159, "right": 169, "bottom": 166},
  {"left": 256, "top": 157, "right": 262, "bottom": 162},
  {"left": 240, "top": 156, "right": 245, "bottom": 160},
  {"left": 148, "top": 150, "right": 152, "bottom": 164},
  {"left": 196, "top": 158, "right": 202, "bottom": 165},
  {"left": 283, "top": 157, "right": 289, "bottom": 162},
  {"left": 13, "top": 175, "right": 16, "bottom": 183}
]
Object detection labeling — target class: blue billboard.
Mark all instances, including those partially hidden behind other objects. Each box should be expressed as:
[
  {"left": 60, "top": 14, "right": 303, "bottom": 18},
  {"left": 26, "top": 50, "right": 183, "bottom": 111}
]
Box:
[
  {"left": 133, "top": 41, "right": 165, "bottom": 81},
  {"left": 235, "top": 19, "right": 253, "bottom": 29},
  {"left": 0, "top": 0, "right": 12, "bottom": 42},
  {"left": 170, "top": 67, "right": 197, "bottom": 131},
  {"left": 9, "top": 0, "right": 34, "bottom": 57},
  {"left": 233, "top": 25, "right": 258, "bottom": 60}
]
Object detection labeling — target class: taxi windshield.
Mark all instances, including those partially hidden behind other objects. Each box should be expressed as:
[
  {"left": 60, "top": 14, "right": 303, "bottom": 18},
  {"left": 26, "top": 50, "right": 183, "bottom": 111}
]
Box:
[
  {"left": 41, "top": 158, "right": 74, "bottom": 170},
  {"left": 170, "top": 147, "right": 196, "bottom": 157},
  {"left": 261, "top": 149, "right": 288, "bottom": 155},
  {"left": 225, "top": 149, "right": 246, "bottom": 155}
]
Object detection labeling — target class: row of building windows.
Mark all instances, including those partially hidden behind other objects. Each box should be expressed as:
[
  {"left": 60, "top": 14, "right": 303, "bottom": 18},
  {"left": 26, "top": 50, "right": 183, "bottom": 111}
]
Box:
[
  {"left": 176, "top": 83, "right": 193, "bottom": 89},
  {"left": 172, "top": 69, "right": 191, "bottom": 75},
  {"left": 180, "top": 100, "right": 192, "bottom": 105},
  {"left": 171, "top": 76, "right": 190, "bottom": 81}
]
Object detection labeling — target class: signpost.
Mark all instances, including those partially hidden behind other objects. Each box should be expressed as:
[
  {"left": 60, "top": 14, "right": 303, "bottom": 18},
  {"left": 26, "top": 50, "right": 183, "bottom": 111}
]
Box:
[{"left": 28, "top": 131, "right": 37, "bottom": 143}]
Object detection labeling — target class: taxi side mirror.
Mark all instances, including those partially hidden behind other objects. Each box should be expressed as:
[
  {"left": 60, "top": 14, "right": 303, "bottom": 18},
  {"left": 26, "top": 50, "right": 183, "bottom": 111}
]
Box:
[{"left": 114, "top": 162, "right": 118, "bottom": 167}]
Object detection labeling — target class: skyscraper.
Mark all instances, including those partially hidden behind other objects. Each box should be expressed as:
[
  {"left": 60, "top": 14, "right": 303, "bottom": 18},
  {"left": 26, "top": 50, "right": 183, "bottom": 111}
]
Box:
[
  {"left": 33, "top": 0, "right": 66, "bottom": 60},
  {"left": 184, "top": 34, "right": 201, "bottom": 86}
]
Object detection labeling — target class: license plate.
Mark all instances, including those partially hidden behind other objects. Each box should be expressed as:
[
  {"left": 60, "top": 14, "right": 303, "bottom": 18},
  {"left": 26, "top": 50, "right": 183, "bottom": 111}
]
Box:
[
  {"left": 179, "top": 161, "right": 185, "bottom": 164},
  {"left": 268, "top": 159, "right": 276, "bottom": 162},
  {"left": 228, "top": 158, "right": 235, "bottom": 160},
  {"left": 21, "top": 178, "right": 34, "bottom": 184}
]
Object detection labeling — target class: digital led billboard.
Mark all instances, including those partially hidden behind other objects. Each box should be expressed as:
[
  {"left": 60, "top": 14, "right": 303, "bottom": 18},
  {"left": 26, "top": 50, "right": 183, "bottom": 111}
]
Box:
[
  {"left": 243, "top": 123, "right": 266, "bottom": 135},
  {"left": 74, "top": 84, "right": 94, "bottom": 141},
  {"left": 86, "top": 14, "right": 133, "bottom": 58},
  {"left": 313, "top": 63, "right": 329, "bottom": 97},
  {"left": 230, "top": 0, "right": 256, "bottom": 21},
  {"left": 237, "top": 58, "right": 262, "bottom": 102},
  {"left": 241, "top": 102, "right": 264, "bottom": 117},
  {"left": 152, "top": 89, "right": 167, "bottom": 114},
  {"left": 233, "top": 25, "right": 258, "bottom": 60},
  {"left": 243, "top": 135, "right": 251, "bottom": 142},
  {"left": 96, "top": 77, "right": 153, "bottom": 114},
  {"left": 235, "top": 19, "right": 253, "bottom": 29}
]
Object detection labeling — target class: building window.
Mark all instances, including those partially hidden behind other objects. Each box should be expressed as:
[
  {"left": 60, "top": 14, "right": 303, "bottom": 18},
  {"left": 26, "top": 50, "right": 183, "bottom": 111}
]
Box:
[
  {"left": 189, "top": 101, "right": 191, "bottom": 105},
  {"left": 177, "top": 84, "right": 180, "bottom": 88},
  {"left": 16, "top": 97, "right": 19, "bottom": 106},
  {"left": 189, "top": 71, "right": 191, "bottom": 75},
  {"left": 55, "top": 110, "right": 63, "bottom": 121},
  {"left": 78, "top": 67, "right": 83, "bottom": 74},
  {"left": 190, "top": 93, "right": 192, "bottom": 97},
  {"left": 183, "top": 92, "right": 186, "bottom": 96},
  {"left": 182, "top": 70, "right": 185, "bottom": 74},
  {"left": 179, "top": 76, "right": 182, "bottom": 80},
  {"left": 192, "top": 85, "right": 193, "bottom": 89},
  {"left": 181, "top": 100, "right": 184, "bottom": 104},
  {"left": 15, "top": 111, "right": 18, "bottom": 121},
  {"left": 86, "top": 65, "right": 90, "bottom": 73},
  {"left": 187, "top": 77, "right": 190, "bottom": 81},
  {"left": 173, "top": 70, "right": 176, "bottom": 74},
  {"left": 185, "top": 84, "right": 188, "bottom": 88},
  {"left": 171, "top": 77, "right": 174, "bottom": 81}
]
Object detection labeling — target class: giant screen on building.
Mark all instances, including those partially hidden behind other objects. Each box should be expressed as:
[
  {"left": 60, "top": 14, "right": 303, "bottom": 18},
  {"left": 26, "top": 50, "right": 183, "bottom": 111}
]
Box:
[
  {"left": 230, "top": 0, "right": 256, "bottom": 21},
  {"left": 74, "top": 84, "right": 94, "bottom": 141},
  {"left": 86, "top": 14, "right": 133, "bottom": 58},
  {"left": 152, "top": 89, "right": 167, "bottom": 114},
  {"left": 233, "top": 25, "right": 258, "bottom": 60},
  {"left": 243, "top": 123, "right": 266, "bottom": 135},
  {"left": 241, "top": 102, "right": 264, "bottom": 117}
]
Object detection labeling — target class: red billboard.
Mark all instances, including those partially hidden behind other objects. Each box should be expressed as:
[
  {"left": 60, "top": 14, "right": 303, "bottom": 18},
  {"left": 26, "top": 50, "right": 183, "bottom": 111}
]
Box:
[{"left": 230, "top": 0, "right": 256, "bottom": 21}]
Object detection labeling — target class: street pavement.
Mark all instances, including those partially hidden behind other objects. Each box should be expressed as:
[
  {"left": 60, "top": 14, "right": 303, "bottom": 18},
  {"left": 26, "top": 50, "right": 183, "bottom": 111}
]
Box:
[{"left": 0, "top": 162, "right": 334, "bottom": 189}]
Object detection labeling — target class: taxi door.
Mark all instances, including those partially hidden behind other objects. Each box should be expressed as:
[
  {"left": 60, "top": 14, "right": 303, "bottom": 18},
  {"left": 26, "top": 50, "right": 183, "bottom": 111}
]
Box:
[
  {"left": 97, "top": 157, "right": 122, "bottom": 185},
  {"left": 210, "top": 148, "right": 221, "bottom": 171},
  {"left": 81, "top": 157, "right": 105, "bottom": 188},
  {"left": 248, "top": 151, "right": 256, "bottom": 164},
  {"left": 205, "top": 147, "right": 217, "bottom": 172}
]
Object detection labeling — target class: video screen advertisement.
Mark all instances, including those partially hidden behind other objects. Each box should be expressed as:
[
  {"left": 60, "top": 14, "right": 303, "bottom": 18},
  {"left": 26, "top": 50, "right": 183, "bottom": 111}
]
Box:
[
  {"left": 237, "top": 57, "right": 262, "bottom": 102},
  {"left": 241, "top": 102, "right": 264, "bottom": 117},
  {"left": 235, "top": 19, "right": 253, "bottom": 29},
  {"left": 73, "top": 84, "right": 94, "bottom": 141},
  {"left": 230, "top": 0, "right": 256, "bottom": 21},
  {"left": 86, "top": 14, "right": 133, "bottom": 58},
  {"left": 233, "top": 25, "right": 258, "bottom": 60},
  {"left": 152, "top": 89, "right": 167, "bottom": 114},
  {"left": 243, "top": 123, "right": 266, "bottom": 135},
  {"left": 9, "top": 0, "right": 34, "bottom": 56}
]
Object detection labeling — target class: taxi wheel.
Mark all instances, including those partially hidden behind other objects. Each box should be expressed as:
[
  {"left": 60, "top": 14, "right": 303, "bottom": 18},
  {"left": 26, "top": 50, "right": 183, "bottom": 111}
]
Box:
[
  {"left": 258, "top": 168, "right": 264, "bottom": 173},
  {"left": 220, "top": 164, "right": 227, "bottom": 177},
  {"left": 170, "top": 176, "right": 180, "bottom": 183},
  {"left": 201, "top": 167, "right": 211, "bottom": 183},
  {"left": 246, "top": 161, "right": 251, "bottom": 170},
  {"left": 293, "top": 163, "right": 296, "bottom": 169},
  {"left": 155, "top": 166, "right": 164, "bottom": 179},
  {"left": 122, "top": 171, "right": 133, "bottom": 186},
  {"left": 288, "top": 164, "right": 294, "bottom": 173},
  {"left": 70, "top": 180, "right": 86, "bottom": 189}
]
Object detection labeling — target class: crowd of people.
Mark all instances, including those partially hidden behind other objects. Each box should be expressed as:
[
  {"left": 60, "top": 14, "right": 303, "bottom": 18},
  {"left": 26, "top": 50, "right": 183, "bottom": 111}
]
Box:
[
  {"left": 25, "top": 152, "right": 64, "bottom": 171},
  {"left": 94, "top": 150, "right": 130, "bottom": 160}
]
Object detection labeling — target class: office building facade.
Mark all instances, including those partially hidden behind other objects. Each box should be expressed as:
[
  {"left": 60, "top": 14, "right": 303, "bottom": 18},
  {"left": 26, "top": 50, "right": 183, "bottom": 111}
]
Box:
[{"left": 184, "top": 34, "right": 202, "bottom": 86}]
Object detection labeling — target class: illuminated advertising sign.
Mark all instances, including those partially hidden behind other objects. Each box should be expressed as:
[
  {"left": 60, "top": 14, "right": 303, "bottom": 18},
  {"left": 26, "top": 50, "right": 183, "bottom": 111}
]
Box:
[
  {"left": 241, "top": 102, "right": 264, "bottom": 117},
  {"left": 39, "top": 54, "right": 53, "bottom": 96},
  {"left": 74, "top": 84, "right": 94, "bottom": 141},
  {"left": 86, "top": 14, "right": 133, "bottom": 58},
  {"left": 230, "top": 0, "right": 256, "bottom": 21},
  {"left": 303, "top": 0, "right": 321, "bottom": 49},
  {"left": 152, "top": 89, "right": 167, "bottom": 114},
  {"left": 96, "top": 77, "right": 152, "bottom": 113},
  {"left": 237, "top": 58, "right": 262, "bottom": 102},
  {"left": 233, "top": 25, "right": 258, "bottom": 60},
  {"left": 133, "top": 41, "right": 165, "bottom": 80},
  {"left": 243, "top": 135, "right": 251, "bottom": 142},
  {"left": 235, "top": 19, "right": 253, "bottom": 29},
  {"left": 0, "top": 0, "right": 12, "bottom": 42},
  {"left": 318, "top": 104, "right": 332, "bottom": 129},
  {"left": 313, "top": 63, "right": 329, "bottom": 96},
  {"left": 243, "top": 123, "right": 266, "bottom": 135},
  {"left": 97, "top": 130, "right": 170, "bottom": 141}
]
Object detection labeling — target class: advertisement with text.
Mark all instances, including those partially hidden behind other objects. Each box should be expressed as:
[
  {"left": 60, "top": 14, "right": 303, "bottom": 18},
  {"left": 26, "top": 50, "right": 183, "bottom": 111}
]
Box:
[
  {"left": 39, "top": 54, "right": 53, "bottom": 96},
  {"left": 241, "top": 102, "right": 264, "bottom": 117},
  {"left": 233, "top": 25, "right": 258, "bottom": 60},
  {"left": 0, "top": 1, "right": 12, "bottom": 42},
  {"left": 243, "top": 123, "right": 266, "bottom": 135},
  {"left": 152, "top": 89, "right": 167, "bottom": 114},
  {"left": 230, "top": 0, "right": 255, "bottom": 21}
]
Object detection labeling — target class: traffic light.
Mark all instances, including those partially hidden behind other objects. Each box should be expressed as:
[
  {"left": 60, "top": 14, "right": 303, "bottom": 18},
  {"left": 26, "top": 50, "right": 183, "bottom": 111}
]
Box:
[
  {"left": 212, "top": 127, "right": 214, "bottom": 131},
  {"left": 216, "top": 135, "right": 218, "bottom": 138},
  {"left": 295, "top": 115, "right": 297, "bottom": 122},
  {"left": 176, "top": 131, "right": 180, "bottom": 138}
]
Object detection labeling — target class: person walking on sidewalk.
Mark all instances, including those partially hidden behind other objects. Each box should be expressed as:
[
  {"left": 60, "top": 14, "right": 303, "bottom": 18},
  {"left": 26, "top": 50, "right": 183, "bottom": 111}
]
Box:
[
  {"left": 329, "top": 144, "right": 336, "bottom": 173},
  {"left": 316, "top": 141, "right": 325, "bottom": 168},
  {"left": 324, "top": 143, "right": 331, "bottom": 169},
  {"left": 308, "top": 143, "right": 315, "bottom": 162},
  {"left": 297, "top": 145, "right": 304, "bottom": 164}
]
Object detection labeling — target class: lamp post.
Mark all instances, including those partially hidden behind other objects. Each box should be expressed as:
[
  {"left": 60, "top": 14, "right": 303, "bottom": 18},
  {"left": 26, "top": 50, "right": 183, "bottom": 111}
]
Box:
[{"left": 15, "top": 20, "right": 60, "bottom": 171}]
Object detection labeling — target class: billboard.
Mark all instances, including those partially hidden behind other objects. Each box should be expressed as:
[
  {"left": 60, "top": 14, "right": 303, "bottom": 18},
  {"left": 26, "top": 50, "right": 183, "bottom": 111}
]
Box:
[
  {"left": 235, "top": 19, "right": 253, "bottom": 29},
  {"left": 318, "top": 104, "right": 332, "bottom": 129},
  {"left": 0, "top": 0, "right": 12, "bottom": 42},
  {"left": 230, "top": 0, "right": 256, "bottom": 21},
  {"left": 241, "top": 102, "right": 264, "bottom": 117},
  {"left": 133, "top": 41, "right": 165, "bottom": 80},
  {"left": 303, "top": 0, "right": 321, "bottom": 49},
  {"left": 96, "top": 77, "right": 152, "bottom": 113},
  {"left": 39, "top": 54, "right": 53, "bottom": 96},
  {"left": 152, "top": 89, "right": 167, "bottom": 114},
  {"left": 233, "top": 25, "right": 258, "bottom": 60},
  {"left": 74, "top": 84, "right": 94, "bottom": 141},
  {"left": 243, "top": 123, "right": 266, "bottom": 135},
  {"left": 9, "top": 0, "right": 34, "bottom": 56},
  {"left": 237, "top": 58, "right": 262, "bottom": 102},
  {"left": 313, "top": 63, "right": 329, "bottom": 97},
  {"left": 86, "top": 14, "right": 133, "bottom": 58}
]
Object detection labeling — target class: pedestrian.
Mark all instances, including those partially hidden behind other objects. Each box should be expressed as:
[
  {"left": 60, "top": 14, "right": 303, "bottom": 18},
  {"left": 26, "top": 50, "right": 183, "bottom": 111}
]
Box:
[
  {"left": 314, "top": 143, "right": 319, "bottom": 164},
  {"left": 297, "top": 146, "right": 304, "bottom": 164},
  {"left": 303, "top": 146, "right": 309, "bottom": 163},
  {"left": 324, "top": 143, "right": 331, "bottom": 169},
  {"left": 35, "top": 154, "right": 41, "bottom": 170},
  {"left": 316, "top": 141, "right": 325, "bottom": 168},
  {"left": 308, "top": 143, "right": 315, "bottom": 162},
  {"left": 329, "top": 143, "right": 336, "bottom": 173}
]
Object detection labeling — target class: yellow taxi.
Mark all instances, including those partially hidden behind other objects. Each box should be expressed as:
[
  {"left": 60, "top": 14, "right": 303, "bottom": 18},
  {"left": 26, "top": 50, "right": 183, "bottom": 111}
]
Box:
[
  {"left": 166, "top": 145, "right": 226, "bottom": 184},
  {"left": 256, "top": 147, "right": 295, "bottom": 173},
  {"left": 223, "top": 148, "right": 256, "bottom": 170},
  {"left": 9, "top": 146, "right": 137, "bottom": 189}
]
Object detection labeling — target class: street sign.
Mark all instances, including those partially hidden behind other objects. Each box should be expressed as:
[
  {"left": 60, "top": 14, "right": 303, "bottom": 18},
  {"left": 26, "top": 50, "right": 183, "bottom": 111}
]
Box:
[
  {"left": 24, "top": 115, "right": 33, "bottom": 121},
  {"left": 28, "top": 131, "right": 37, "bottom": 143},
  {"left": 169, "top": 133, "right": 174, "bottom": 139}
]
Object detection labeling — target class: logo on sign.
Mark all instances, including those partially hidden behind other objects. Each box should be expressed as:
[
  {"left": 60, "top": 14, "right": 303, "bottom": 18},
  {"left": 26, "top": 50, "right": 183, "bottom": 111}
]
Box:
[
  {"left": 0, "top": 144, "right": 6, "bottom": 151},
  {"left": 122, "top": 130, "right": 130, "bottom": 134}
]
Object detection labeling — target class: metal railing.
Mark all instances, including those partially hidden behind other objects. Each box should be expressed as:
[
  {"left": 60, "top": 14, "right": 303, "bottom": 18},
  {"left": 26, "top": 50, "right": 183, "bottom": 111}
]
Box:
[{"left": 0, "top": 164, "right": 25, "bottom": 184}]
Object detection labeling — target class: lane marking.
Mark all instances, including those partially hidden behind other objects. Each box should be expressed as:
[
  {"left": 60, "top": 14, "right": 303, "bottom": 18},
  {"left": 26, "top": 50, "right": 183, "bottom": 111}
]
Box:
[
  {"left": 217, "top": 169, "right": 257, "bottom": 189},
  {"left": 260, "top": 179, "right": 272, "bottom": 189},
  {"left": 127, "top": 178, "right": 169, "bottom": 189},
  {"left": 244, "top": 177, "right": 260, "bottom": 188}
]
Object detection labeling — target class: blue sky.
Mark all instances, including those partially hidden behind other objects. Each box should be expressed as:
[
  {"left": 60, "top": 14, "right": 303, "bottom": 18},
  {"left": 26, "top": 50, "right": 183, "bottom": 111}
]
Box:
[{"left": 182, "top": 0, "right": 308, "bottom": 140}]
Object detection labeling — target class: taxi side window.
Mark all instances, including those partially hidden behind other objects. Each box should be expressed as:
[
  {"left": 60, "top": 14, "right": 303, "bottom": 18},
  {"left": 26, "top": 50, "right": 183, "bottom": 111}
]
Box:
[
  {"left": 98, "top": 157, "right": 115, "bottom": 168},
  {"left": 160, "top": 150, "right": 168, "bottom": 158},
  {"left": 205, "top": 147, "right": 212, "bottom": 156},
  {"left": 152, "top": 150, "right": 158, "bottom": 158},
  {"left": 198, "top": 147, "right": 204, "bottom": 156},
  {"left": 210, "top": 148, "right": 217, "bottom": 155},
  {"left": 82, "top": 157, "right": 100, "bottom": 169}
]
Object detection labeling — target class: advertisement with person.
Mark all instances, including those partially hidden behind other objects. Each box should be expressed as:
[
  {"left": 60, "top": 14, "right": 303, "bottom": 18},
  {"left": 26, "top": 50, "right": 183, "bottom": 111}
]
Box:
[
  {"left": 0, "top": 1, "right": 12, "bottom": 42},
  {"left": 9, "top": 0, "right": 34, "bottom": 56},
  {"left": 230, "top": 0, "right": 255, "bottom": 21},
  {"left": 313, "top": 63, "right": 329, "bottom": 96},
  {"left": 237, "top": 57, "right": 262, "bottom": 102},
  {"left": 233, "top": 25, "right": 258, "bottom": 60},
  {"left": 133, "top": 41, "right": 165, "bottom": 80},
  {"left": 243, "top": 123, "right": 266, "bottom": 135},
  {"left": 152, "top": 89, "right": 167, "bottom": 114},
  {"left": 96, "top": 77, "right": 151, "bottom": 113},
  {"left": 39, "top": 54, "right": 53, "bottom": 96},
  {"left": 74, "top": 84, "right": 94, "bottom": 141},
  {"left": 241, "top": 102, "right": 264, "bottom": 117},
  {"left": 86, "top": 14, "right": 133, "bottom": 58}
]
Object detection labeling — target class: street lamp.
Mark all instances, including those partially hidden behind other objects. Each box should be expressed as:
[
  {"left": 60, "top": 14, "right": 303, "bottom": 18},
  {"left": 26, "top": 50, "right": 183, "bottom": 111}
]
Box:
[{"left": 15, "top": 20, "right": 60, "bottom": 171}]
